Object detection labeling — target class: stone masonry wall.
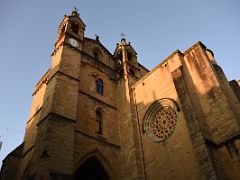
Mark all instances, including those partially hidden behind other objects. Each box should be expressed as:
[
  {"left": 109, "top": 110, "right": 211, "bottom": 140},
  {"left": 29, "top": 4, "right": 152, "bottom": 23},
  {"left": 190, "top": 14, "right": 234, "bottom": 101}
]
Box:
[
  {"left": 183, "top": 44, "right": 240, "bottom": 144},
  {"left": 133, "top": 52, "right": 203, "bottom": 180}
]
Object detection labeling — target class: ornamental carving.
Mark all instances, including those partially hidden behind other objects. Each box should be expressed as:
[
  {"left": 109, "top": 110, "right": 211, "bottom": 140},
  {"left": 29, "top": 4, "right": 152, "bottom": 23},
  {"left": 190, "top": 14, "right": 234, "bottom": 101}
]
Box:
[{"left": 143, "top": 99, "right": 179, "bottom": 142}]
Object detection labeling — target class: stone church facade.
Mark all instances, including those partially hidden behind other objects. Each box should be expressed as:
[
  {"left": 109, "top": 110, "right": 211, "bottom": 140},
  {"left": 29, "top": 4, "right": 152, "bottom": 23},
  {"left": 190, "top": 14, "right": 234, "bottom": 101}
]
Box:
[{"left": 1, "top": 10, "right": 240, "bottom": 180}]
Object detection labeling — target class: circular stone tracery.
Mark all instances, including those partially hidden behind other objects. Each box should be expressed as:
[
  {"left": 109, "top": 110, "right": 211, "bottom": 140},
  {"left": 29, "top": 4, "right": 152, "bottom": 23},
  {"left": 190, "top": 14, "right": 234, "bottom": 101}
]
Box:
[
  {"left": 151, "top": 106, "right": 177, "bottom": 141},
  {"left": 143, "top": 99, "right": 179, "bottom": 142}
]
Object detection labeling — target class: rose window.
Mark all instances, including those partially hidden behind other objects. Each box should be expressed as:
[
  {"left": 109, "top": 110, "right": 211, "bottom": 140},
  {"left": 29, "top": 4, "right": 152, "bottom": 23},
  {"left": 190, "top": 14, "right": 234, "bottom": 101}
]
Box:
[
  {"left": 151, "top": 106, "right": 177, "bottom": 141},
  {"left": 143, "top": 99, "right": 179, "bottom": 142}
]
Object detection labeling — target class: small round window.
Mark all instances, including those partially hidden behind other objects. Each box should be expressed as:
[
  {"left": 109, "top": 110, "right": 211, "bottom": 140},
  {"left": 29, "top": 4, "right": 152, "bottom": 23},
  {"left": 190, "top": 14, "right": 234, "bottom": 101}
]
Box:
[{"left": 143, "top": 99, "right": 179, "bottom": 142}]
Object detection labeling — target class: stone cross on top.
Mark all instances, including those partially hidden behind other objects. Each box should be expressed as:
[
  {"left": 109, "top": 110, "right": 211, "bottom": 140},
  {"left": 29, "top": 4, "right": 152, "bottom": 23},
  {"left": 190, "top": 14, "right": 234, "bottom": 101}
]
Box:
[
  {"left": 120, "top": 32, "right": 126, "bottom": 39},
  {"left": 72, "top": 6, "right": 79, "bottom": 12}
]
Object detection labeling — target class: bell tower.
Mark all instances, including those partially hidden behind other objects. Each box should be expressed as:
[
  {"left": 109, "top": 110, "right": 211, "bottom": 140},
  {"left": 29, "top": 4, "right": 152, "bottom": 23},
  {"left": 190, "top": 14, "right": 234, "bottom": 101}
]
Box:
[
  {"left": 114, "top": 38, "right": 146, "bottom": 179},
  {"left": 17, "top": 10, "right": 86, "bottom": 179},
  {"left": 55, "top": 9, "right": 85, "bottom": 52},
  {"left": 115, "top": 37, "right": 141, "bottom": 84}
]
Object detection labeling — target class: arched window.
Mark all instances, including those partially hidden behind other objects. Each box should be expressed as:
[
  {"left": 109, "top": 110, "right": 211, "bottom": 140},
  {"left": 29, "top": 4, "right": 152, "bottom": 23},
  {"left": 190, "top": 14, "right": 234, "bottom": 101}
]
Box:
[
  {"left": 93, "top": 52, "right": 99, "bottom": 61},
  {"left": 96, "top": 79, "right": 103, "bottom": 95},
  {"left": 95, "top": 110, "right": 103, "bottom": 135},
  {"left": 127, "top": 52, "right": 132, "bottom": 61},
  {"left": 92, "top": 47, "right": 102, "bottom": 62},
  {"left": 70, "top": 23, "right": 79, "bottom": 34}
]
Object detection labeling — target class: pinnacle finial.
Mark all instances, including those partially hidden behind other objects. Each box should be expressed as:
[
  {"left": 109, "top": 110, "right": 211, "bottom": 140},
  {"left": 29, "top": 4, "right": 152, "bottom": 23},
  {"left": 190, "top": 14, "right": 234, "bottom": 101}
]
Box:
[
  {"left": 95, "top": 34, "right": 99, "bottom": 41},
  {"left": 72, "top": 6, "right": 79, "bottom": 16},
  {"left": 72, "top": 6, "right": 78, "bottom": 12},
  {"left": 120, "top": 32, "right": 126, "bottom": 45},
  {"left": 120, "top": 32, "right": 126, "bottom": 39}
]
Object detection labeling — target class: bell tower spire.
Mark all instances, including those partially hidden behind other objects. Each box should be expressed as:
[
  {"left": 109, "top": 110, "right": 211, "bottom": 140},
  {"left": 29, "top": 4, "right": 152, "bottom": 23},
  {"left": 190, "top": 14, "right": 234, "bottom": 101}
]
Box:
[
  {"left": 21, "top": 10, "right": 85, "bottom": 178},
  {"left": 114, "top": 37, "right": 146, "bottom": 179},
  {"left": 72, "top": 6, "right": 78, "bottom": 12},
  {"left": 114, "top": 36, "right": 140, "bottom": 83},
  {"left": 54, "top": 8, "right": 86, "bottom": 52}
]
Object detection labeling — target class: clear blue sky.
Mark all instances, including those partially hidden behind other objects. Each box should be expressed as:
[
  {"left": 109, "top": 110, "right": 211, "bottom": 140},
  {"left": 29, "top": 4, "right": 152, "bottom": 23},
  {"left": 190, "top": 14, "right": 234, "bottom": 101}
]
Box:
[{"left": 0, "top": 0, "right": 239, "bottom": 167}]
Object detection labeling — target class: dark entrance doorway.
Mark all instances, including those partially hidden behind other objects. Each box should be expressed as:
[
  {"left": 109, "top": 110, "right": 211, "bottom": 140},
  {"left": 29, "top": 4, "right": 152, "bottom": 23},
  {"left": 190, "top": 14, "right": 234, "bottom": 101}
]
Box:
[{"left": 74, "top": 156, "right": 110, "bottom": 180}]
